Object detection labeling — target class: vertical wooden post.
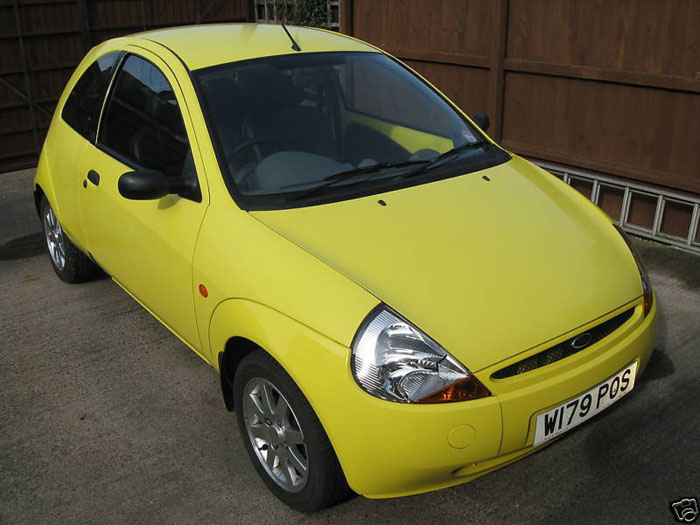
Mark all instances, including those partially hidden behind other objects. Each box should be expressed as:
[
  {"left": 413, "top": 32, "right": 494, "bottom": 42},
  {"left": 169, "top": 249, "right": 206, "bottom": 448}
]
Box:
[
  {"left": 12, "top": 0, "right": 40, "bottom": 156},
  {"left": 140, "top": 0, "right": 147, "bottom": 30},
  {"left": 340, "top": 0, "right": 353, "bottom": 35},
  {"left": 488, "top": 0, "right": 508, "bottom": 141},
  {"left": 197, "top": 0, "right": 223, "bottom": 23},
  {"left": 244, "top": 0, "right": 255, "bottom": 23},
  {"left": 76, "top": 0, "right": 91, "bottom": 52}
]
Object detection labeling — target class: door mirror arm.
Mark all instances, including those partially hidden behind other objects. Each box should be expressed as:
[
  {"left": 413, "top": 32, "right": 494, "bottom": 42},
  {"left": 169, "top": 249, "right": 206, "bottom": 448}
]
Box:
[{"left": 169, "top": 176, "right": 202, "bottom": 203}]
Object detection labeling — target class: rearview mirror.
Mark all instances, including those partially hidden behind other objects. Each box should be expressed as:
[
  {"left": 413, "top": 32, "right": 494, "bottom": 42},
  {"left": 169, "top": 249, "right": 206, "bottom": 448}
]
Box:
[
  {"left": 472, "top": 112, "right": 490, "bottom": 132},
  {"left": 118, "top": 170, "right": 170, "bottom": 200}
]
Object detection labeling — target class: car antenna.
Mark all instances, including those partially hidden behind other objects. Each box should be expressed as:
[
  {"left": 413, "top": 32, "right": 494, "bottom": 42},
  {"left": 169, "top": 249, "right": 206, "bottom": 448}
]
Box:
[{"left": 281, "top": 23, "right": 301, "bottom": 52}]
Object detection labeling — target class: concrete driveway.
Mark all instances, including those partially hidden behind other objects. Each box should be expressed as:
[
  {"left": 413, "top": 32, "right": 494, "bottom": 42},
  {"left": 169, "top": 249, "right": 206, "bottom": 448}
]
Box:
[{"left": 1, "top": 169, "right": 698, "bottom": 524}]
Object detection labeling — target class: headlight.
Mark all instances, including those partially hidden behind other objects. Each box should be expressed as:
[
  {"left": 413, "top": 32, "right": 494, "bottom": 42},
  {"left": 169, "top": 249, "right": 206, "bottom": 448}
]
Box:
[
  {"left": 351, "top": 306, "right": 491, "bottom": 403},
  {"left": 614, "top": 224, "right": 653, "bottom": 316}
]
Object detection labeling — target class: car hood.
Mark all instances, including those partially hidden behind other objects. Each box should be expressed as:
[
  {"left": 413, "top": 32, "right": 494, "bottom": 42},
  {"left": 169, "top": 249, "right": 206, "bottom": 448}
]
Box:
[{"left": 251, "top": 156, "right": 642, "bottom": 372}]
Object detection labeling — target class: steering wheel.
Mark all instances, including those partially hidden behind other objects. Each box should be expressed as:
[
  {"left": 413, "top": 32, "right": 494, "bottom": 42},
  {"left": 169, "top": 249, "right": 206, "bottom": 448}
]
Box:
[
  {"left": 229, "top": 136, "right": 288, "bottom": 162},
  {"left": 227, "top": 136, "right": 289, "bottom": 187}
]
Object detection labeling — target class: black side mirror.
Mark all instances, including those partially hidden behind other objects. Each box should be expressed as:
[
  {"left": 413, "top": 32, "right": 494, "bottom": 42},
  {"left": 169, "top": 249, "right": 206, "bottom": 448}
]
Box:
[
  {"left": 118, "top": 170, "right": 170, "bottom": 200},
  {"left": 472, "top": 112, "right": 490, "bottom": 132}
]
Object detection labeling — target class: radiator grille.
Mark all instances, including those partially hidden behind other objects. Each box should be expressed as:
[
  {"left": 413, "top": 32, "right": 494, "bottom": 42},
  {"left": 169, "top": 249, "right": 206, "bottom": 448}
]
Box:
[{"left": 492, "top": 308, "right": 635, "bottom": 379}]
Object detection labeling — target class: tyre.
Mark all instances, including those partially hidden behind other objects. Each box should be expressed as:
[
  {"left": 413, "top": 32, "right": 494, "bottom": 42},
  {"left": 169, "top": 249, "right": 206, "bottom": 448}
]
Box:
[
  {"left": 233, "top": 350, "right": 351, "bottom": 512},
  {"left": 40, "top": 196, "right": 97, "bottom": 283}
]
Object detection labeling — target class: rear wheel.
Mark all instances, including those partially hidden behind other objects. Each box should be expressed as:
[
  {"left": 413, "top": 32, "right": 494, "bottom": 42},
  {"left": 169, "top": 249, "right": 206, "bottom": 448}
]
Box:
[
  {"left": 41, "top": 197, "right": 97, "bottom": 283},
  {"left": 233, "top": 350, "right": 351, "bottom": 511}
]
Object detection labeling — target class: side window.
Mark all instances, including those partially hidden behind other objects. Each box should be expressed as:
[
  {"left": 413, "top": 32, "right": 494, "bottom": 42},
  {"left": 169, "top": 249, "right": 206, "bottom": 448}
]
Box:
[
  {"left": 62, "top": 51, "right": 122, "bottom": 141},
  {"left": 99, "top": 55, "right": 191, "bottom": 179}
]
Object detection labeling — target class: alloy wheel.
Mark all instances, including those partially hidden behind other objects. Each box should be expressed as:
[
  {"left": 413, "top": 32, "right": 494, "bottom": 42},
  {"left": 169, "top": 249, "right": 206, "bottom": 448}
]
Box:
[
  {"left": 43, "top": 206, "right": 66, "bottom": 270},
  {"left": 242, "top": 377, "right": 309, "bottom": 493}
]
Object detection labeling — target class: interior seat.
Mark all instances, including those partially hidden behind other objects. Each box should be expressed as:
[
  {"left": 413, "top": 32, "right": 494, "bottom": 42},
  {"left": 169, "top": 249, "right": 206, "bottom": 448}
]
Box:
[{"left": 238, "top": 67, "right": 337, "bottom": 160}]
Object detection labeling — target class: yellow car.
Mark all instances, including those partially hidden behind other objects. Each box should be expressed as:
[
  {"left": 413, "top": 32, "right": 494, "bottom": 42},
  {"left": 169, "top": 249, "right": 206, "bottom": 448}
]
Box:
[{"left": 34, "top": 24, "right": 656, "bottom": 511}]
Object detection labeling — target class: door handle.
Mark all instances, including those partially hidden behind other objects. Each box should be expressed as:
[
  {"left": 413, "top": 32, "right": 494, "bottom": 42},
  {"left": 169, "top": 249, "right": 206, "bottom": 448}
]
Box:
[{"left": 87, "top": 170, "right": 100, "bottom": 186}]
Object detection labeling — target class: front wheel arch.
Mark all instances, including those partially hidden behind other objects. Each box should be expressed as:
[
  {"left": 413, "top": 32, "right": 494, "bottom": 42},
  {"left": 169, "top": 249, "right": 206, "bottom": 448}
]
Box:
[
  {"left": 208, "top": 299, "right": 340, "bottom": 417},
  {"left": 208, "top": 298, "right": 361, "bottom": 496},
  {"left": 219, "top": 336, "right": 259, "bottom": 411},
  {"left": 233, "top": 348, "right": 352, "bottom": 510}
]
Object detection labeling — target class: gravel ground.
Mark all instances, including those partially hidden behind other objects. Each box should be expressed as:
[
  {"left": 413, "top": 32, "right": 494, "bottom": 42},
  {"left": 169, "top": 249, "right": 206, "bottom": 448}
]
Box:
[{"left": 1, "top": 168, "right": 698, "bottom": 524}]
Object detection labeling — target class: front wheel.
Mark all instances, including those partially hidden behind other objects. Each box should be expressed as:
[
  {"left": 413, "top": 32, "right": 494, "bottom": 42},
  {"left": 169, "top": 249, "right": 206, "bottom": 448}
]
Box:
[
  {"left": 233, "top": 350, "right": 351, "bottom": 511},
  {"left": 41, "top": 197, "right": 97, "bottom": 283}
]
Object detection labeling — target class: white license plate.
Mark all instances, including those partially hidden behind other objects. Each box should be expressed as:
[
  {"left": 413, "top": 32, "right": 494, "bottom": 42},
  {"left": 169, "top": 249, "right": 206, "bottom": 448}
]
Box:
[{"left": 533, "top": 361, "right": 638, "bottom": 446}]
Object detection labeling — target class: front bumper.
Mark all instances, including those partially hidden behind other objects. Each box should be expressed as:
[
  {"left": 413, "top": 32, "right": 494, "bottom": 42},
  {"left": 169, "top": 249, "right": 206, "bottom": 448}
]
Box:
[{"left": 320, "top": 297, "right": 656, "bottom": 498}]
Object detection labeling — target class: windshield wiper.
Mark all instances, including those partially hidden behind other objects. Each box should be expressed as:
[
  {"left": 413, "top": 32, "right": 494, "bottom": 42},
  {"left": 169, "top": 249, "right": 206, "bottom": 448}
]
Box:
[
  {"left": 401, "top": 140, "right": 490, "bottom": 179},
  {"left": 284, "top": 160, "right": 428, "bottom": 202}
]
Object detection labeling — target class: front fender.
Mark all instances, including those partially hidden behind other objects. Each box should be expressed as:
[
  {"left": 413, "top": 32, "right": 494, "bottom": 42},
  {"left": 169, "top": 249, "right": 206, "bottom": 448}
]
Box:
[
  {"left": 209, "top": 298, "right": 349, "bottom": 395},
  {"left": 206, "top": 298, "right": 504, "bottom": 498},
  {"left": 208, "top": 298, "right": 359, "bottom": 474}
]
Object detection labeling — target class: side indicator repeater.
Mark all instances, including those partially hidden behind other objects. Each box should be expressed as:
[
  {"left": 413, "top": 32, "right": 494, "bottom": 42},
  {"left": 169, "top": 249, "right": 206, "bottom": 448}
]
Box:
[{"left": 198, "top": 284, "right": 208, "bottom": 298}]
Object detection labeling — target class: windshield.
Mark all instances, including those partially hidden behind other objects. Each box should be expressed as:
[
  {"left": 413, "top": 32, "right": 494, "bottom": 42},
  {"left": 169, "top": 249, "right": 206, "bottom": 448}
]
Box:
[{"left": 194, "top": 52, "right": 509, "bottom": 209}]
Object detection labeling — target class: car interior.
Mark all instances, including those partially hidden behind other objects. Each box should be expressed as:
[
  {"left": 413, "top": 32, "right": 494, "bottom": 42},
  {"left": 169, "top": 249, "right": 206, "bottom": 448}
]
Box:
[{"left": 198, "top": 54, "right": 469, "bottom": 195}]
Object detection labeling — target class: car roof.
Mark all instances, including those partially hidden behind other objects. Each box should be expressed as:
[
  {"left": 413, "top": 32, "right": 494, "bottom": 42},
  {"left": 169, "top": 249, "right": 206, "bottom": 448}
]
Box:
[{"left": 132, "top": 23, "right": 379, "bottom": 71}]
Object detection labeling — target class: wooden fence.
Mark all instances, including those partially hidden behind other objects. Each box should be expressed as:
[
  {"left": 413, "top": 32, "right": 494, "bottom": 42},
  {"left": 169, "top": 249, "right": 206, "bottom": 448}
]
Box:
[
  {"left": 2, "top": 0, "right": 699, "bottom": 202},
  {"left": 344, "top": 0, "right": 699, "bottom": 198},
  {"left": 0, "top": 0, "right": 246, "bottom": 173}
]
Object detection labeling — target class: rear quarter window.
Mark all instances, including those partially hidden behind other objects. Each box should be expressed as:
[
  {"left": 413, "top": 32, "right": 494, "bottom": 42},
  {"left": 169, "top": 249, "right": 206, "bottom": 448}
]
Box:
[{"left": 61, "top": 51, "right": 122, "bottom": 141}]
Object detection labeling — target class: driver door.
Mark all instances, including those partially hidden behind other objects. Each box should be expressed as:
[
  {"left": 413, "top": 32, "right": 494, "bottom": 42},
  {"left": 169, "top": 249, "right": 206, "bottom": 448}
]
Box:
[{"left": 79, "top": 50, "right": 208, "bottom": 352}]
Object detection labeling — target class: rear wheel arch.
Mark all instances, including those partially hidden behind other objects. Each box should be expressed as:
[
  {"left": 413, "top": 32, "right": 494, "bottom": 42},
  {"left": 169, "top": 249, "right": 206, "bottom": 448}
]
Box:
[
  {"left": 33, "top": 183, "right": 46, "bottom": 218},
  {"left": 39, "top": 195, "right": 97, "bottom": 283},
  {"left": 33, "top": 143, "right": 60, "bottom": 217}
]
